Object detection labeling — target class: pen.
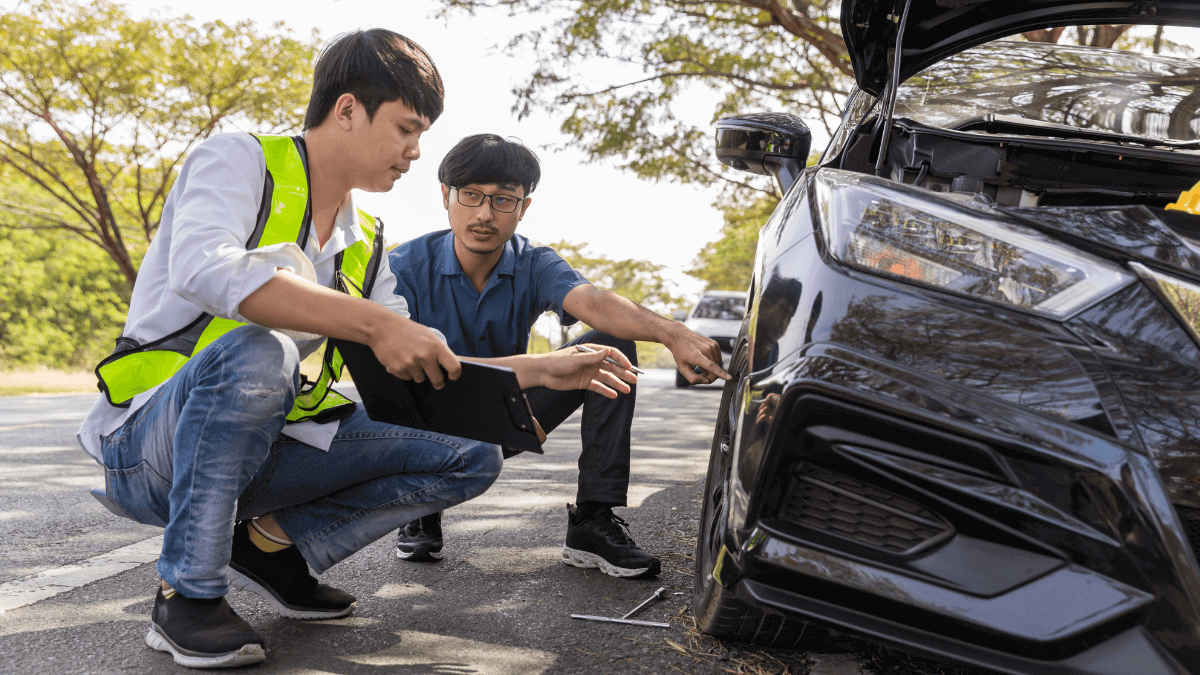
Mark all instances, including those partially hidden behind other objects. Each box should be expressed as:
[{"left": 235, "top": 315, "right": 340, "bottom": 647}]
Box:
[{"left": 575, "top": 344, "right": 645, "bottom": 375}]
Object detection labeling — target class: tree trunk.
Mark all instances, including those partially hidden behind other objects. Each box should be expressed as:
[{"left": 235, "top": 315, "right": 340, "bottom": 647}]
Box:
[
  {"left": 1022, "top": 27, "right": 1066, "bottom": 43},
  {"left": 105, "top": 236, "right": 139, "bottom": 289},
  {"left": 92, "top": 188, "right": 138, "bottom": 289},
  {"left": 1091, "top": 24, "right": 1134, "bottom": 48}
]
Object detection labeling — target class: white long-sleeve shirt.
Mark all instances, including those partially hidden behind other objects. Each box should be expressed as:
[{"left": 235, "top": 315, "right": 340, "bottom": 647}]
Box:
[{"left": 77, "top": 132, "right": 439, "bottom": 462}]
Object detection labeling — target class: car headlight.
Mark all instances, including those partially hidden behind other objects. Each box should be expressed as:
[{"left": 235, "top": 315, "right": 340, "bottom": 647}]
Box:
[{"left": 814, "top": 169, "right": 1134, "bottom": 319}]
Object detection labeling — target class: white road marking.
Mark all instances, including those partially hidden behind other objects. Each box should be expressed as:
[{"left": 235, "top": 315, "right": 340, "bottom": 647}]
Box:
[
  {"left": 0, "top": 423, "right": 49, "bottom": 432},
  {"left": 0, "top": 535, "right": 162, "bottom": 614}
]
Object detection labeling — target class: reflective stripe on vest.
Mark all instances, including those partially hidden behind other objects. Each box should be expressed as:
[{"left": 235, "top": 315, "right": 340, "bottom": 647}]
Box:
[{"left": 95, "top": 134, "right": 385, "bottom": 425}]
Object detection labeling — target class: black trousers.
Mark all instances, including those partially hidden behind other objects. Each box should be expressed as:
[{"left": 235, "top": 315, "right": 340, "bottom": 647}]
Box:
[{"left": 510, "top": 329, "right": 638, "bottom": 505}]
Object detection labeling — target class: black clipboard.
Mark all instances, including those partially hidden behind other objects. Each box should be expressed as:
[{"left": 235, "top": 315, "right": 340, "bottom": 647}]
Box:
[{"left": 331, "top": 338, "right": 543, "bottom": 454}]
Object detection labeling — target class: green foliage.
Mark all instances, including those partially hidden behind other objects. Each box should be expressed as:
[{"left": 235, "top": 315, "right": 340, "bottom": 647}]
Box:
[
  {"left": 0, "top": 0, "right": 319, "bottom": 288},
  {"left": 686, "top": 194, "right": 777, "bottom": 291},
  {"left": 0, "top": 223, "right": 128, "bottom": 369},
  {"left": 548, "top": 240, "right": 688, "bottom": 313}
]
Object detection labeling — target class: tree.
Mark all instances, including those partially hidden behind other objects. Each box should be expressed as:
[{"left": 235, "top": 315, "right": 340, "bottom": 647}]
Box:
[
  {"left": 0, "top": 0, "right": 319, "bottom": 289},
  {"left": 686, "top": 194, "right": 774, "bottom": 291},
  {"left": 0, "top": 216, "right": 128, "bottom": 369},
  {"left": 551, "top": 239, "right": 687, "bottom": 311}
]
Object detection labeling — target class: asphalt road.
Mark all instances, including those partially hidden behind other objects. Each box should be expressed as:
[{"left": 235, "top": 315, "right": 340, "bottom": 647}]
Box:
[{"left": 0, "top": 371, "right": 885, "bottom": 674}]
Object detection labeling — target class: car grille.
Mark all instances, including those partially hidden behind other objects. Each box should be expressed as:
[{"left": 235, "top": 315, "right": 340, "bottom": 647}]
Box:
[
  {"left": 711, "top": 336, "right": 736, "bottom": 353},
  {"left": 780, "top": 464, "right": 953, "bottom": 555},
  {"left": 1178, "top": 503, "right": 1200, "bottom": 564}
]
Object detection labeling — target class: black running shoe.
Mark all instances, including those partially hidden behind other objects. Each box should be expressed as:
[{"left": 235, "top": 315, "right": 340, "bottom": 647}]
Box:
[
  {"left": 560, "top": 504, "right": 661, "bottom": 579},
  {"left": 395, "top": 512, "right": 444, "bottom": 561},
  {"left": 228, "top": 521, "right": 356, "bottom": 619},
  {"left": 145, "top": 587, "right": 266, "bottom": 669}
]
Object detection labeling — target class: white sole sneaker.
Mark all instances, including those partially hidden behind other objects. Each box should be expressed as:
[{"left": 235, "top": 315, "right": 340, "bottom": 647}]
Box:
[
  {"left": 145, "top": 625, "right": 266, "bottom": 669},
  {"left": 560, "top": 546, "right": 656, "bottom": 578},
  {"left": 395, "top": 547, "right": 444, "bottom": 561},
  {"left": 227, "top": 568, "right": 356, "bottom": 620}
]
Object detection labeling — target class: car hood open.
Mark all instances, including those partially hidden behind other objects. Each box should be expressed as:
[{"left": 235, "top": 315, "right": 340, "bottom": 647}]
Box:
[{"left": 843, "top": 0, "right": 1200, "bottom": 97}]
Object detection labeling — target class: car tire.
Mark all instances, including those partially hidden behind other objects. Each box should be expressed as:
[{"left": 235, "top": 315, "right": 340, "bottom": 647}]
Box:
[
  {"left": 675, "top": 370, "right": 690, "bottom": 388},
  {"left": 692, "top": 345, "right": 821, "bottom": 649}
]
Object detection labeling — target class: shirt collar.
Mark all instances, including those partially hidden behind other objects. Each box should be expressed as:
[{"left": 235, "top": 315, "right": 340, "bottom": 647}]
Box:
[
  {"left": 436, "top": 232, "right": 517, "bottom": 279},
  {"left": 307, "top": 194, "right": 364, "bottom": 264},
  {"left": 494, "top": 238, "right": 516, "bottom": 277},
  {"left": 336, "top": 194, "right": 366, "bottom": 247},
  {"left": 435, "top": 231, "right": 462, "bottom": 276}
]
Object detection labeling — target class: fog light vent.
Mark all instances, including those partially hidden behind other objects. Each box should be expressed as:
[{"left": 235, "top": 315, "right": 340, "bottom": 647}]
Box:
[
  {"left": 1177, "top": 503, "right": 1200, "bottom": 563},
  {"left": 781, "top": 465, "right": 953, "bottom": 555}
]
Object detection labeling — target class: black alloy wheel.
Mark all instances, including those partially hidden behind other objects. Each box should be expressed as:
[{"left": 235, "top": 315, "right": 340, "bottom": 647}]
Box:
[{"left": 692, "top": 343, "right": 822, "bottom": 648}]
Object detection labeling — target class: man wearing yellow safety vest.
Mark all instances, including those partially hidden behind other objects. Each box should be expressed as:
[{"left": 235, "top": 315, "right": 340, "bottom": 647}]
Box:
[{"left": 76, "top": 29, "right": 636, "bottom": 669}]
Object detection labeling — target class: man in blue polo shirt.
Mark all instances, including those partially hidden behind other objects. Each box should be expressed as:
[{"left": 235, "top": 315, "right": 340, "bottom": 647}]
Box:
[{"left": 388, "top": 134, "right": 728, "bottom": 578}]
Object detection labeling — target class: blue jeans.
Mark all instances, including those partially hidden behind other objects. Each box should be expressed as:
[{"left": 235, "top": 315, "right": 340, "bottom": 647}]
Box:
[{"left": 100, "top": 326, "right": 502, "bottom": 599}]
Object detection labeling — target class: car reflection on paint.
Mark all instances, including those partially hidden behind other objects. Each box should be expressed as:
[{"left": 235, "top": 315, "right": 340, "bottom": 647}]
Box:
[
  {"left": 692, "top": 3, "right": 1200, "bottom": 674},
  {"left": 673, "top": 290, "right": 747, "bottom": 387}
]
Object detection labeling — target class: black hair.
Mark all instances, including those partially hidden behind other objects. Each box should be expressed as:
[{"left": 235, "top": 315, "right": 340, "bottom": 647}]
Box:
[
  {"left": 438, "top": 134, "right": 541, "bottom": 196},
  {"left": 303, "top": 29, "right": 444, "bottom": 130}
]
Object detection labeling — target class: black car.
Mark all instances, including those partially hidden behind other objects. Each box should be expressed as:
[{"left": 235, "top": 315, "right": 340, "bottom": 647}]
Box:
[{"left": 694, "top": 2, "right": 1200, "bottom": 674}]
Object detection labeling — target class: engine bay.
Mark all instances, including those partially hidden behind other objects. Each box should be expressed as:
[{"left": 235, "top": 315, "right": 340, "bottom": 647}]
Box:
[{"left": 836, "top": 117, "right": 1200, "bottom": 210}]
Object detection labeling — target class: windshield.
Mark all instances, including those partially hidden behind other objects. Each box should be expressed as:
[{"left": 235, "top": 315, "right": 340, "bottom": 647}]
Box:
[
  {"left": 895, "top": 41, "right": 1200, "bottom": 142},
  {"left": 692, "top": 296, "right": 746, "bottom": 320}
]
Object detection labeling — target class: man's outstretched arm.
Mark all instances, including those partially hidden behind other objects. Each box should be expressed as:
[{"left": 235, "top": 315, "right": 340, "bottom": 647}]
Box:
[{"left": 562, "top": 283, "right": 730, "bottom": 385}]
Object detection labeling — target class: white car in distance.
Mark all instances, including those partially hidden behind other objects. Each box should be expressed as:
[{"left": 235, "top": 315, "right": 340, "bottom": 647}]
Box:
[{"left": 673, "top": 290, "right": 748, "bottom": 387}]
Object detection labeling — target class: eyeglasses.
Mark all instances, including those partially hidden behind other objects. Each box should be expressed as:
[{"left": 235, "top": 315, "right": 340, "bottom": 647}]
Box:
[{"left": 451, "top": 186, "right": 524, "bottom": 213}]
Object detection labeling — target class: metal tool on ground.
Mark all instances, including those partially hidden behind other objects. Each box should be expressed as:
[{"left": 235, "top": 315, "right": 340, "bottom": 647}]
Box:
[
  {"left": 568, "top": 615, "right": 671, "bottom": 628},
  {"left": 571, "top": 587, "right": 669, "bottom": 628},
  {"left": 621, "top": 586, "right": 666, "bottom": 619}
]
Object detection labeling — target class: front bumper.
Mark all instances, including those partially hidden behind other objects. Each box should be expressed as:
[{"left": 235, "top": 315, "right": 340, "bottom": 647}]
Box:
[{"left": 717, "top": 342, "right": 1200, "bottom": 674}]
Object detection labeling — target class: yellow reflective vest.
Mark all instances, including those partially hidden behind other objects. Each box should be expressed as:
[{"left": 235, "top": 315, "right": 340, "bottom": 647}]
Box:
[{"left": 94, "top": 134, "right": 384, "bottom": 424}]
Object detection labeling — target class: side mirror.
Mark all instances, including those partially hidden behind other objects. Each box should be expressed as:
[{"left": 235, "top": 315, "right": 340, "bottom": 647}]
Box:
[
  {"left": 673, "top": 310, "right": 688, "bottom": 321},
  {"left": 714, "top": 113, "right": 811, "bottom": 195}
]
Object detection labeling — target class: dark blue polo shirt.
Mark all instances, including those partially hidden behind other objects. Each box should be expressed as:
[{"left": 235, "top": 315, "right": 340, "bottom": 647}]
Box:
[{"left": 388, "top": 230, "right": 590, "bottom": 357}]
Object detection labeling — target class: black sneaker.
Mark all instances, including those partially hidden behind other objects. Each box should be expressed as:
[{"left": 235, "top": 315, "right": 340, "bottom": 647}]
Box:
[
  {"left": 145, "top": 587, "right": 266, "bottom": 669},
  {"left": 561, "top": 504, "right": 661, "bottom": 579},
  {"left": 227, "top": 521, "right": 356, "bottom": 619},
  {"left": 395, "top": 512, "right": 444, "bottom": 561}
]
